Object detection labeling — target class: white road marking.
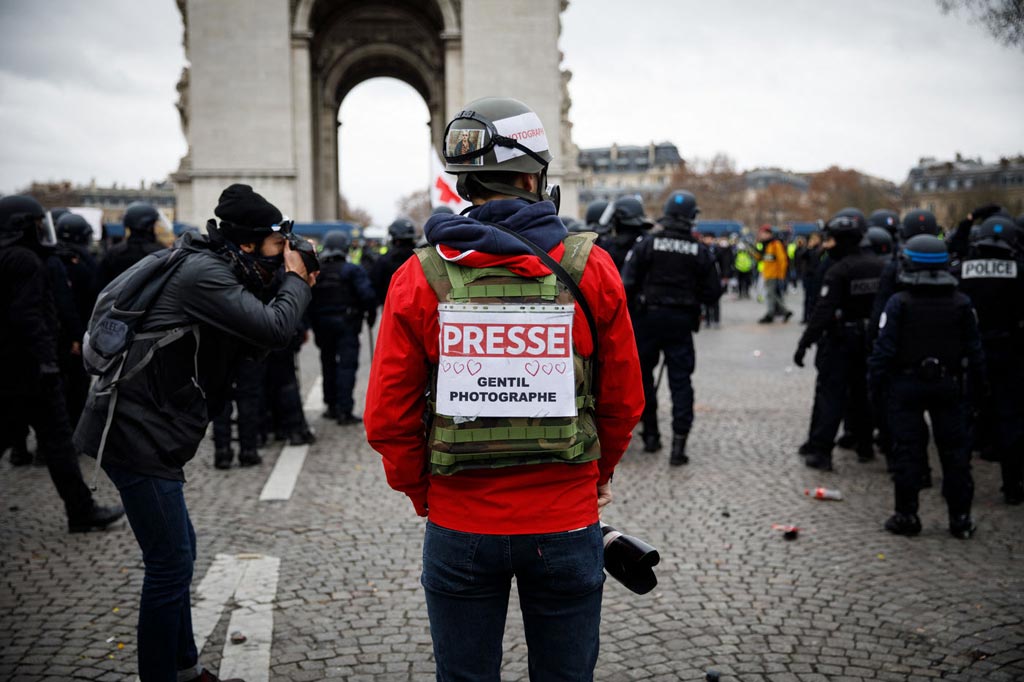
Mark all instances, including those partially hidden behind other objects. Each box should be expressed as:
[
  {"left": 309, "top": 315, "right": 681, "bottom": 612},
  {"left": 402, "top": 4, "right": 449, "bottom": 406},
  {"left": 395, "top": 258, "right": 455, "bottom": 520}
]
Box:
[
  {"left": 257, "top": 375, "right": 322, "bottom": 502},
  {"left": 218, "top": 555, "right": 281, "bottom": 682},
  {"left": 258, "top": 445, "right": 309, "bottom": 501},
  {"left": 192, "top": 553, "right": 247, "bottom": 653}
]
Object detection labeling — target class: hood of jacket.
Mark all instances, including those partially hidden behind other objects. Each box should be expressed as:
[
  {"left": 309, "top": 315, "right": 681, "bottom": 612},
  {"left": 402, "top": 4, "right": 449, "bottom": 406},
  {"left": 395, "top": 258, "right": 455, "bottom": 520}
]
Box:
[{"left": 423, "top": 199, "right": 567, "bottom": 277}]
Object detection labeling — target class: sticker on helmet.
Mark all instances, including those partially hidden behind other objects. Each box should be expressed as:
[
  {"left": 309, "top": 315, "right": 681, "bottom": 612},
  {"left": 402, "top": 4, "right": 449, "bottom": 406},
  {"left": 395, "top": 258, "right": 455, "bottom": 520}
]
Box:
[
  {"left": 445, "top": 128, "right": 485, "bottom": 165},
  {"left": 492, "top": 112, "right": 549, "bottom": 163}
]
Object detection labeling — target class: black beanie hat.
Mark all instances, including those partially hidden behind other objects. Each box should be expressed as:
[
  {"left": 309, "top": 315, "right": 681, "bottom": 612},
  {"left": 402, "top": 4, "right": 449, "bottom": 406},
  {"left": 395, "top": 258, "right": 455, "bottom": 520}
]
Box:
[{"left": 214, "top": 183, "right": 282, "bottom": 236}]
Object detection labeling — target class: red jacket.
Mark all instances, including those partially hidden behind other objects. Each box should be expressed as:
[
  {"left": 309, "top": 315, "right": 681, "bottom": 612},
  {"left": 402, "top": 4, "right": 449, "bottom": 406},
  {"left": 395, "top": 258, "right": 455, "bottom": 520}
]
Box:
[{"left": 365, "top": 242, "right": 643, "bottom": 534}]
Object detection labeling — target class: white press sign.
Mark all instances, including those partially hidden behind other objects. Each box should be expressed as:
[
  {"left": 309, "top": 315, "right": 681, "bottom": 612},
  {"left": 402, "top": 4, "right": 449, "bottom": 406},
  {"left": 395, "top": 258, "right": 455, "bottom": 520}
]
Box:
[{"left": 436, "top": 304, "right": 576, "bottom": 419}]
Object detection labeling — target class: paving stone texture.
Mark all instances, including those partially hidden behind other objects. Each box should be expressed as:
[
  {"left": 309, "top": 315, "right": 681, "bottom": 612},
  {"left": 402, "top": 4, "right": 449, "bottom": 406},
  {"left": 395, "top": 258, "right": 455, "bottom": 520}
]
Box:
[{"left": 2, "top": 295, "right": 1022, "bottom": 681}]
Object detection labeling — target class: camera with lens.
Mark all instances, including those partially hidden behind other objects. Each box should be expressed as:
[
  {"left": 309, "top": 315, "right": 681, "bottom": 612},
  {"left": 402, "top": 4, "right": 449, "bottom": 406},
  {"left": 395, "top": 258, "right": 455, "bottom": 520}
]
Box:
[
  {"left": 600, "top": 522, "right": 661, "bottom": 595},
  {"left": 275, "top": 220, "right": 320, "bottom": 273}
]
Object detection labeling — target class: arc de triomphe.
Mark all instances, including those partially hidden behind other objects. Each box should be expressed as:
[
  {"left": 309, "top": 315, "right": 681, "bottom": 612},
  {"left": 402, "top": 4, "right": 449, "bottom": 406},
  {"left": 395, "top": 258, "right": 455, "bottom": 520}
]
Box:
[{"left": 172, "top": 0, "right": 579, "bottom": 224}]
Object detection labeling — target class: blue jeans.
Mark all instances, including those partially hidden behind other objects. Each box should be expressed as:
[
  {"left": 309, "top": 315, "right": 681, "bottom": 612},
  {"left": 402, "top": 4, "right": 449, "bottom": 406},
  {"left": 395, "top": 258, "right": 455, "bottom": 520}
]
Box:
[
  {"left": 421, "top": 521, "right": 604, "bottom": 681},
  {"left": 104, "top": 465, "right": 199, "bottom": 682}
]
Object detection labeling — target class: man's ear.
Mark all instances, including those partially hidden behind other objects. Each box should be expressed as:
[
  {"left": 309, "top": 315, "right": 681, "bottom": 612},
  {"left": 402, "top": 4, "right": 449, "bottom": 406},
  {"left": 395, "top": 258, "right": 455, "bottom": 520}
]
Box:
[
  {"left": 238, "top": 242, "right": 256, "bottom": 254},
  {"left": 519, "top": 173, "right": 539, "bottom": 193}
]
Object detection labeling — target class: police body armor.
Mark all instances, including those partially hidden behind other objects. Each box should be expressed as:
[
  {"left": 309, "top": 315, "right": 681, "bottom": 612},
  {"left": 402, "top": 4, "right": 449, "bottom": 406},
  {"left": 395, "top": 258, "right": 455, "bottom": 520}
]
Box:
[
  {"left": 312, "top": 260, "right": 362, "bottom": 318},
  {"left": 892, "top": 290, "right": 966, "bottom": 375},
  {"left": 958, "top": 255, "right": 1021, "bottom": 340},
  {"left": 641, "top": 230, "right": 702, "bottom": 309},
  {"left": 416, "top": 233, "right": 599, "bottom": 475}
]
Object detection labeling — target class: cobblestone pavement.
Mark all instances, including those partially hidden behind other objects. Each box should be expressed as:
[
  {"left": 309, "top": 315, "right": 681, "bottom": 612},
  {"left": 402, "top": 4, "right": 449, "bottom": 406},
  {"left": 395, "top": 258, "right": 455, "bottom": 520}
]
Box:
[{"left": 2, "top": 294, "right": 1023, "bottom": 682}]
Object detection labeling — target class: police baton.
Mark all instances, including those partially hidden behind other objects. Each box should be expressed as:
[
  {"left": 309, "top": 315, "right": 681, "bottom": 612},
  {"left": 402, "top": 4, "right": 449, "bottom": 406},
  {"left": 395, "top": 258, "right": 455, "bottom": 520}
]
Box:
[
  {"left": 366, "top": 317, "right": 376, "bottom": 363},
  {"left": 653, "top": 358, "right": 666, "bottom": 392}
]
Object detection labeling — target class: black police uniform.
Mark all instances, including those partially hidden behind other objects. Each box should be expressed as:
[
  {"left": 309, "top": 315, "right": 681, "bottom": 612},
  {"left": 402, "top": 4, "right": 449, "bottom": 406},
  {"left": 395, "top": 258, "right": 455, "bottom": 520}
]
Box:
[
  {"left": 955, "top": 231, "right": 1024, "bottom": 503},
  {"left": 309, "top": 257, "right": 377, "bottom": 421},
  {"left": 97, "top": 232, "right": 164, "bottom": 289},
  {"left": 0, "top": 241, "right": 108, "bottom": 526},
  {"left": 622, "top": 220, "right": 721, "bottom": 459},
  {"left": 599, "top": 229, "right": 643, "bottom": 273},
  {"left": 56, "top": 243, "right": 98, "bottom": 423},
  {"left": 868, "top": 267, "right": 984, "bottom": 534},
  {"left": 796, "top": 240, "right": 884, "bottom": 467},
  {"left": 371, "top": 241, "right": 416, "bottom": 305}
]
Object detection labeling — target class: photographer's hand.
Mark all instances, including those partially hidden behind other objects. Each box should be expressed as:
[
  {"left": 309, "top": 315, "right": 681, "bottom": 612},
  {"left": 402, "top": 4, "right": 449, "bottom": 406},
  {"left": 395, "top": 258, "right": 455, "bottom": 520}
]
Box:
[
  {"left": 597, "top": 481, "right": 613, "bottom": 518},
  {"left": 284, "top": 240, "right": 316, "bottom": 286}
]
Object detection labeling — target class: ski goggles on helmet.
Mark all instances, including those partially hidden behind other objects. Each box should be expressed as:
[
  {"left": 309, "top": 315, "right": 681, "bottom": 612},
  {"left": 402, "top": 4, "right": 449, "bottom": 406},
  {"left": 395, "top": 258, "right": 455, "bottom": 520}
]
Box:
[{"left": 443, "top": 110, "right": 550, "bottom": 168}]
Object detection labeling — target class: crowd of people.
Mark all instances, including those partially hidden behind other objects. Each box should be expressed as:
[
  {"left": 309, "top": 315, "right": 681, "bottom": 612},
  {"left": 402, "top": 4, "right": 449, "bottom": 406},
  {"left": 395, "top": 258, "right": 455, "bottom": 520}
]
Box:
[{"left": 2, "top": 93, "right": 1023, "bottom": 681}]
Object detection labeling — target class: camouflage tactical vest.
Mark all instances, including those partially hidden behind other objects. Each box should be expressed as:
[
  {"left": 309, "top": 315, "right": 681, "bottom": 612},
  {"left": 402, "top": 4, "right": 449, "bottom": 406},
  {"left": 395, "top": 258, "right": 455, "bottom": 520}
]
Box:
[{"left": 416, "top": 232, "right": 599, "bottom": 475}]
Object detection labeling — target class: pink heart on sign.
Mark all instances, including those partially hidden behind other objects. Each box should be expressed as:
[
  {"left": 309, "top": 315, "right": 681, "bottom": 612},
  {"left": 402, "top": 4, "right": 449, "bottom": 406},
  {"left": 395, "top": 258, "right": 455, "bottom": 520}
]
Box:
[
  {"left": 467, "top": 360, "right": 482, "bottom": 376},
  {"left": 453, "top": 362, "right": 465, "bottom": 375},
  {"left": 525, "top": 361, "right": 540, "bottom": 377},
  {"left": 541, "top": 363, "right": 553, "bottom": 375},
  {"left": 441, "top": 362, "right": 452, "bottom": 373},
  {"left": 554, "top": 362, "right": 567, "bottom": 375}
]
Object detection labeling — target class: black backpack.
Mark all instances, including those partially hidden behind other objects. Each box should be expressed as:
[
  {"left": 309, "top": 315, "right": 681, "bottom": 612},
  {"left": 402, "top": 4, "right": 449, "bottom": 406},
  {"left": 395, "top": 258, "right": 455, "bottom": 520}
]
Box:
[{"left": 82, "top": 245, "right": 200, "bottom": 487}]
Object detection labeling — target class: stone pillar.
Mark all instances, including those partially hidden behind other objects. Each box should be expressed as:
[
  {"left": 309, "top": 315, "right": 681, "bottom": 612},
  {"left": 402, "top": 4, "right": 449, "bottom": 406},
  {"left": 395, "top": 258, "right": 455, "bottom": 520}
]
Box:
[
  {"left": 458, "top": 0, "right": 578, "bottom": 217},
  {"left": 291, "top": 30, "right": 314, "bottom": 221},
  {"left": 177, "top": 0, "right": 296, "bottom": 223}
]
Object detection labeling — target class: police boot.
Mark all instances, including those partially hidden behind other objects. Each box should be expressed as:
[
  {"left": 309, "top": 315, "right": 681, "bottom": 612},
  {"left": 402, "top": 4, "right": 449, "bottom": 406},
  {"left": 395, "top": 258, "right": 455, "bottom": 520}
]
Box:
[
  {"left": 797, "top": 441, "right": 814, "bottom": 456},
  {"left": 337, "top": 413, "right": 363, "bottom": 426},
  {"left": 238, "top": 449, "right": 262, "bottom": 467},
  {"left": 289, "top": 428, "right": 316, "bottom": 446},
  {"left": 757, "top": 315, "right": 773, "bottom": 324},
  {"left": 214, "top": 448, "right": 234, "bottom": 470},
  {"left": 322, "top": 406, "right": 339, "bottom": 420},
  {"left": 642, "top": 432, "right": 662, "bottom": 453},
  {"left": 804, "top": 452, "right": 833, "bottom": 471},
  {"left": 68, "top": 503, "right": 126, "bottom": 534},
  {"left": 836, "top": 432, "right": 856, "bottom": 449},
  {"left": 883, "top": 513, "right": 921, "bottom": 536},
  {"left": 949, "top": 514, "right": 976, "bottom": 539},
  {"left": 669, "top": 434, "right": 689, "bottom": 466}
]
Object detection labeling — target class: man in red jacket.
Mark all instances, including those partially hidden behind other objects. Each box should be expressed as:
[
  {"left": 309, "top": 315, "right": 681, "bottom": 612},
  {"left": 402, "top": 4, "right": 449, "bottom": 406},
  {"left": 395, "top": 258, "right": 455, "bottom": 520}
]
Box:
[{"left": 365, "top": 97, "right": 643, "bottom": 680}]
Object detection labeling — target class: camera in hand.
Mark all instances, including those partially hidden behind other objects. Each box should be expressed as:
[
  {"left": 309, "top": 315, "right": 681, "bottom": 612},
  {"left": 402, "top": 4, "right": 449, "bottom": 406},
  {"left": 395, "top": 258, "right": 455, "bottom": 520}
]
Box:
[
  {"left": 285, "top": 232, "right": 320, "bottom": 273},
  {"left": 600, "top": 522, "right": 660, "bottom": 595}
]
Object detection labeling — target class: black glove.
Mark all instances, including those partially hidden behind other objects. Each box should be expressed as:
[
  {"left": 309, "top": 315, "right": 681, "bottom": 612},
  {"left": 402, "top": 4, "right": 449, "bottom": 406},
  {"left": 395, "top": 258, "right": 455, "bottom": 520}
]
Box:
[
  {"left": 793, "top": 345, "right": 807, "bottom": 368},
  {"left": 969, "top": 204, "right": 1002, "bottom": 223}
]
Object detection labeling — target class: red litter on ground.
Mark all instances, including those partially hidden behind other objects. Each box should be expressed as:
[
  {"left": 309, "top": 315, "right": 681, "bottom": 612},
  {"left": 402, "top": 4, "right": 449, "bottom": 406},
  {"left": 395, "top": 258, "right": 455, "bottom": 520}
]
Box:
[
  {"left": 805, "top": 487, "right": 842, "bottom": 501},
  {"left": 772, "top": 524, "right": 800, "bottom": 540}
]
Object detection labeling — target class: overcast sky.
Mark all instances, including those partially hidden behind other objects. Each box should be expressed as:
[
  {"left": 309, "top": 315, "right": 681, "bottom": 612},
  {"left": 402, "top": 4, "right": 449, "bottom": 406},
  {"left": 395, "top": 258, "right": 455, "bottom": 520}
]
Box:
[{"left": 2, "top": 0, "right": 1022, "bottom": 224}]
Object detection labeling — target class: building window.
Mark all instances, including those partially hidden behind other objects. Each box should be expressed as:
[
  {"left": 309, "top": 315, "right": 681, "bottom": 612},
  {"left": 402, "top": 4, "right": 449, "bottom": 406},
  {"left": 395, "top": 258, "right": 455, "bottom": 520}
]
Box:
[
  {"left": 948, "top": 179, "right": 958, "bottom": 190},
  {"left": 927, "top": 180, "right": 938, "bottom": 191},
  {"left": 912, "top": 182, "right": 922, "bottom": 192},
  {"left": 963, "top": 178, "right": 973, "bottom": 189}
]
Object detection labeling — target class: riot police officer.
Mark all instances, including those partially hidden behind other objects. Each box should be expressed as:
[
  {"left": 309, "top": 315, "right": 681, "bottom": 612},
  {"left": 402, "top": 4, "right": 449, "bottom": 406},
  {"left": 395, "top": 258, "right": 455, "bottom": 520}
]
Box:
[
  {"left": 601, "top": 196, "right": 652, "bottom": 272},
  {"left": 867, "top": 209, "right": 900, "bottom": 242},
  {"left": 956, "top": 216, "right": 1024, "bottom": 504},
  {"left": 868, "top": 235, "right": 984, "bottom": 537},
  {"left": 794, "top": 208, "right": 884, "bottom": 469},
  {"left": 371, "top": 217, "right": 418, "bottom": 305},
  {"left": 622, "top": 190, "right": 721, "bottom": 465},
  {"left": 97, "top": 202, "right": 166, "bottom": 289},
  {"left": 584, "top": 200, "right": 610, "bottom": 235},
  {"left": 309, "top": 230, "right": 377, "bottom": 423},
  {"left": 55, "top": 212, "right": 99, "bottom": 423},
  {"left": 862, "top": 226, "right": 894, "bottom": 258},
  {"left": 0, "top": 195, "right": 124, "bottom": 531}
]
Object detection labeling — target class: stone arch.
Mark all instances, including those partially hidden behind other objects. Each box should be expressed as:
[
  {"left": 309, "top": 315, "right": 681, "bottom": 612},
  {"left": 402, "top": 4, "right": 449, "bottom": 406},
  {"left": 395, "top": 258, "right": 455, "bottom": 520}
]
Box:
[{"left": 298, "top": 0, "right": 457, "bottom": 218}]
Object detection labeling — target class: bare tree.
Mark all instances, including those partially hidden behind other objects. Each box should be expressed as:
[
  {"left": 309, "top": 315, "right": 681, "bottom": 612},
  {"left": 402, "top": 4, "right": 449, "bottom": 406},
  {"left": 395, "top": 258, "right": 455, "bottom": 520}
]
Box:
[
  {"left": 937, "top": 0, "right": 1024, "bottom": 49},
  {"left": 395, "top": 189, "right": 433, "bottom": 227},
  {"left": 338, "top": 193, "right": 373, "bottom": 227}
]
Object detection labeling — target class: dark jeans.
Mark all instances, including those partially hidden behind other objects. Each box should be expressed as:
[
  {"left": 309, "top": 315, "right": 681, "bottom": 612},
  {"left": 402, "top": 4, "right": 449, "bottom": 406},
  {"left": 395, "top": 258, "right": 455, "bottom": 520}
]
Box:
[
  {"left": 736, "top": 271, "right": 753, "bottom": 298},
  {"left": 104, "top": 464, "right": 199, "bottom": 682},
  {"left": 314, "top": 316, "right": 361, "bottom": 415},
  {"left": 636, "top": 309, "right": 696, "bottom": 438},
  {"left": 422, "top": 521, "right": 604, "bottom": 681},
  {"left": 807, "top": 331, "right": 873, "bottom": 459},
  {"left": 888, "top": 375, "right": 973, "bottom": 518},
  {"left": 0, "top": 382, "right": 94, "bottom": 521}
]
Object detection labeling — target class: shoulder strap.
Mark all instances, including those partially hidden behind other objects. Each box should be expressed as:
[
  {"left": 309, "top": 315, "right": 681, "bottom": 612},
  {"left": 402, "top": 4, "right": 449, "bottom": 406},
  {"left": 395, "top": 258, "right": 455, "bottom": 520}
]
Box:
[{"left": 482, "top": 222, "right": 600, "bottom": 365}]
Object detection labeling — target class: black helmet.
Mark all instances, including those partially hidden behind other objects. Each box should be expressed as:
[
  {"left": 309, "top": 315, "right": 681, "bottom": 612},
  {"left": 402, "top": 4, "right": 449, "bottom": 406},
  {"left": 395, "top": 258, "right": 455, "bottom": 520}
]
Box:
[
  {"left": 123, "top": 202, "right": 161, "bottom": 232},
  {"left": 972, "top": 216, "right": 1017, "bottom": 253},
  {"left": 662, "top": 190, "right": 700, "bottom": 223},
  {"left": 563, "top": 217, "right": 587, "bottom": 233},
  {"left": 50, "top": 207, "right": 70, "bottom": 226},
  {"left": 432, "top": 205, "right": 455, "bottom": 215},
  {"left": 898, "top": 235, "right": 955, "bottom": 289},
  {"left": 824, "top": 208, "right": 866, "bottom": 238},
  {"left": 867, "top": 209, "right": 899, "bottom": 237},
  {"left": 0, "top": 195, "right": 54, "bottom": 248},
  {"left": 862, "top": 226, "right": 894, "bottom": 256},
  {"left": 584, "top": 200, "right": 608, "bottom": 226},
  {"left": 388, "top": 217, "right": 416, "bottom": 242},
  {"left": 56, "top": 212, "right": 93, "bottom": 245},
  {"left": 320, "top": 230, "right": 351, "bottom": 260},
  {"left": 611, "top": 197, "right": 652, "bottom": 229},
  {"left": 899, "top": 209, "right": 939, "bottom": 241}
]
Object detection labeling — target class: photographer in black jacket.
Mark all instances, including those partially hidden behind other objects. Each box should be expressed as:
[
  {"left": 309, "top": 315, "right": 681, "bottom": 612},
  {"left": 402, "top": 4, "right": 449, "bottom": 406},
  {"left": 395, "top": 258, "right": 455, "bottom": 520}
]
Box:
[{"left": 74, "top": 184, "right": 316, "bottom": 682}]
